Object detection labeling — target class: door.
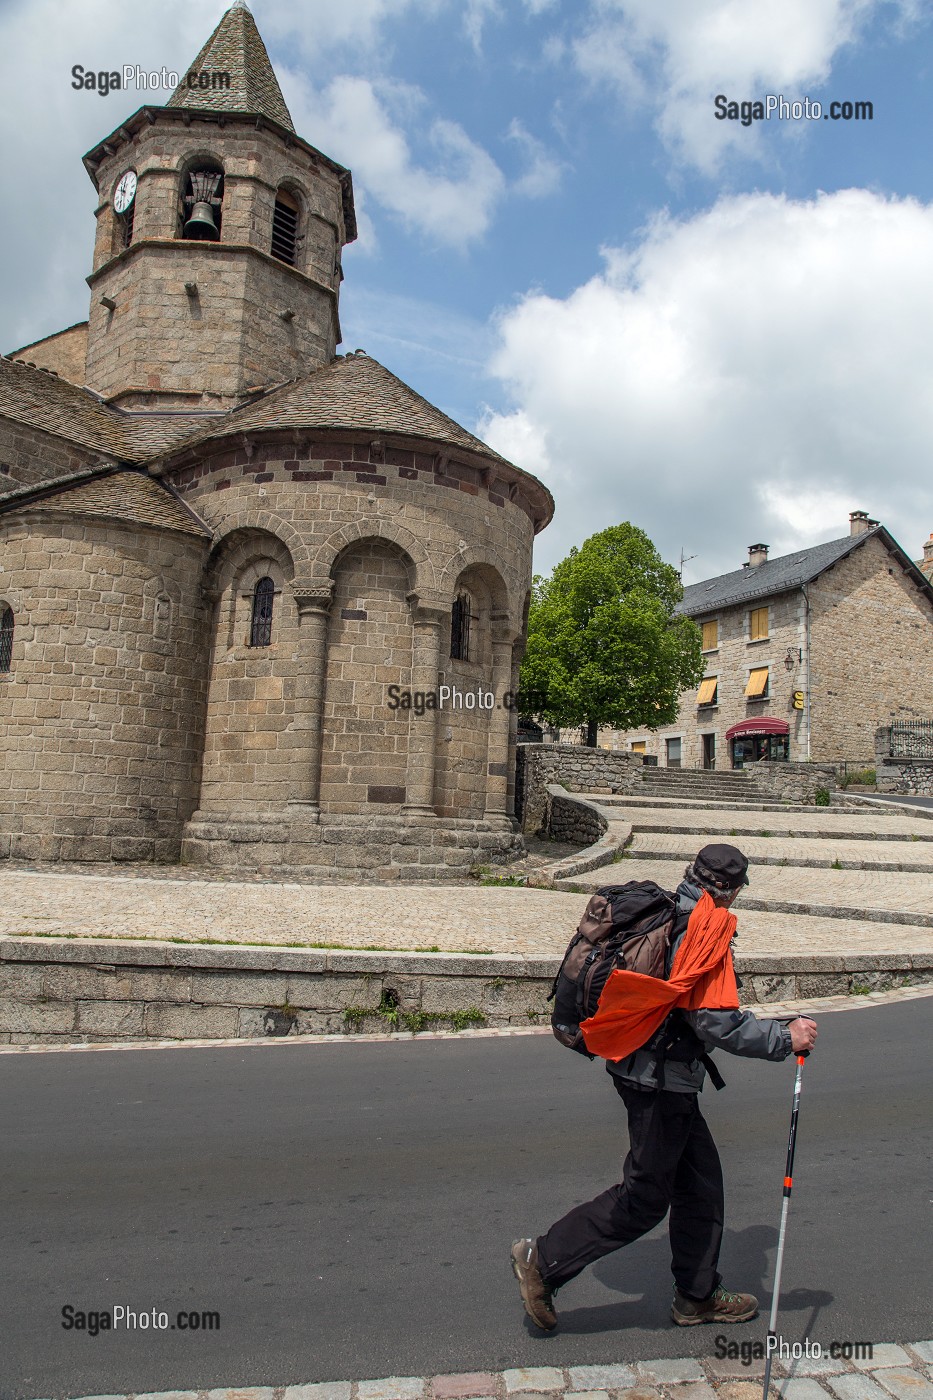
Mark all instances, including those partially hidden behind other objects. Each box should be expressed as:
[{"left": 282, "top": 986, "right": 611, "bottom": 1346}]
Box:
[{"left": 702, "top": 733, "right": 715, "bottom": 770}]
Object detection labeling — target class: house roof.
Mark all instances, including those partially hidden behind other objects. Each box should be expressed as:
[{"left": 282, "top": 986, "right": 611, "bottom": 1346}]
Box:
[
  {"left": 0, "top": 356, "right": 210, "bottom": 460},
  {"left": 680, "top": 526, "right": 933, "bottom": 616},
  {"left": 157, "top": 351, "right": 517, "bottom": 467},
  {"left": 0, "top": 352, "right": 553, "bottom": 526},
  {"left": 165, "top": 0, "right": 294, "bottom": 132},
  {"left": 0, "top": 467, "right": 212, "bottom": 537}
]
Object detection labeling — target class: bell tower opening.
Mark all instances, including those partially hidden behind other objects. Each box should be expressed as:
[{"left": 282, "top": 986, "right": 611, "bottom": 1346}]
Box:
[{"left": 180, "top": 162, "right": 225, "bottom": 242}]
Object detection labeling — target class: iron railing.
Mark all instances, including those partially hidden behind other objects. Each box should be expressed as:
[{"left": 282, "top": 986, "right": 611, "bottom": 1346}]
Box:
[{"left": 889, "top": 721, "right": 933, "bottom": 759}]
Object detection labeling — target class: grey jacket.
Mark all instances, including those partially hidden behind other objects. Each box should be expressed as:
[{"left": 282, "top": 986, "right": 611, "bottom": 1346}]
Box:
[{"left": 607, "top": 878, "right": 793, "bottom": 1093}]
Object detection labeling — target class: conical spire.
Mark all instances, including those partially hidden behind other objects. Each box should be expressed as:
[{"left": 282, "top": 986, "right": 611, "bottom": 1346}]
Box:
[{"left": 166, "top": 2, "right": 294, "bottom": 131}]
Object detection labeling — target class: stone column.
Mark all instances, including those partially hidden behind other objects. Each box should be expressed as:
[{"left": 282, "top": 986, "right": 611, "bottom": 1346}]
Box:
[
  {"left": 287, "top": 579, "right": 334, "bottom": 815},
  {"left": 403, "top": 601, "right": 447, "bottom": 817},
  {"left": 485, "top": 621, "right": 517, "bottom": 820},
  {"left": 505, "top": 639, "right": 525, "bottom": 818}
]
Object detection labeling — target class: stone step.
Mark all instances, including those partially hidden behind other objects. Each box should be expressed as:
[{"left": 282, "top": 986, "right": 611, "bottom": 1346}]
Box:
[
  {"left": 626, "top": 833, "right": 933, "bottom": 873},
  {"left": 567, "top": 855, "right": 933, "bottom": 928},
  {"left": 595, "top": 795, "right": 803, "bottom": 813},
  {"left": 635, "top": 820, "right": 933, "bottom": 842}
]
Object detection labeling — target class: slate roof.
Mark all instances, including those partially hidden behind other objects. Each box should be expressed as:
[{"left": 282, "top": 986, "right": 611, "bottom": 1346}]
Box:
[
  {"left": 0, "top": 468, "right": 211, "bottom": 537},
  {"left": 0, "top": 356, "right": 215, "bottom": 461},
  {"left": 166, "top": 1, "right": 294, "bottom": 132},
  {"left": 161, "top": 352, "right": 516, "bottom": 467},
  {"left": 679, "top": 528, "right": 908, "bottom": 615}
]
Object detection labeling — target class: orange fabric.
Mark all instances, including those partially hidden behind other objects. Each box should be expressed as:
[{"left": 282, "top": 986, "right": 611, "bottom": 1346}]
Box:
[{"left": 580, "top": 890, "right": 740, "bottom": 1060}]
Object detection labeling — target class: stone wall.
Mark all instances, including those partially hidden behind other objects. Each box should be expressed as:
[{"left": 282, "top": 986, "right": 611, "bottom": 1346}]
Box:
[
  {"left": 9, "top": 322, "right": 89, "bottom": 386},
  {"left": 546, "top": 789, "right": 607, "bottom": 846},
  {"left": 875, "top": 726, "right": 933, "bottom": 794},
  {"left": 0, "top": 509, "right": 210, "bottom": 862},
  {"left": 2, "top": 936, "right": 930, "bottom": 1045},
  {"left": 517, "top": 744, "right": 643, "bottom": 833},
  {"left": 808, "top": 536, "right": 933, "bottom": 762},
  {"left": 744, "top": 761, "right": 838, "bottom": 804},
  {"left": 0, "top": 411, "right": 103, "bottom": 498}
]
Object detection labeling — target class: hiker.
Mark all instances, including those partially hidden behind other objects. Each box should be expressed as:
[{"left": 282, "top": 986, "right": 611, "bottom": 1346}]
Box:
[{"left": 511, "top": 842, "right": 818, "bottom": 1333}]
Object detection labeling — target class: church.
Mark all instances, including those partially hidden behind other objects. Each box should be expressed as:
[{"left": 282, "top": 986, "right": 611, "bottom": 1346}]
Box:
[{"left": 0, "top": 2, "right": 553, "bottom": 878}]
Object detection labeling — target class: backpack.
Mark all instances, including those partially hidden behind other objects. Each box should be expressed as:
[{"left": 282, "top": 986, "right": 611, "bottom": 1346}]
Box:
[{"left": 548, "top": 880, "right": 677, "bottom": 1058}]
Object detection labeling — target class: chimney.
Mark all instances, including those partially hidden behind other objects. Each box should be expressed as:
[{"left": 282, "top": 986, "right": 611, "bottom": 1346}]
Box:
[
  {"left": 747, "top": 543, "right": 769, "bottom": 568},
  {"left": 850, "top": 510, "right": 872, "bottom": 536},
  {"left": 920, "top": 534, "right": 933, "bottom": 578}
]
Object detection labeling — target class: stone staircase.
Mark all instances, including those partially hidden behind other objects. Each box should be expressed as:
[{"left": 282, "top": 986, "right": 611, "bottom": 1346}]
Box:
[
  {"left": 633, "top": 767, "right": 783, "bottom": 804},
  {"left": 565, "top": 787, "right": 933, "bottom": 967}
]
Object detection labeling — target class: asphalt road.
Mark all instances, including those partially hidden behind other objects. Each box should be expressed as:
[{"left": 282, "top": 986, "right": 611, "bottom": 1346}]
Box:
[{"left": 2, "top": 999, "right": 931, "bottom": 1400}]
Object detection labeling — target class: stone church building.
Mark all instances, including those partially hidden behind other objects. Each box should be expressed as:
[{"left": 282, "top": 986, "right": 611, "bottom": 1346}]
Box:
[{"left": 0, "top": 3, "right": 553, "bottom": 877}]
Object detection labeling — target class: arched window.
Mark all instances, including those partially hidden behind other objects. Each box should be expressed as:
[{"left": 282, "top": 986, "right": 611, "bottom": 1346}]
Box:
[
  {"left": 179, "top": 163, "right": 224, "bottom": 241},
  {"left": 450, "top": 593, "right": 470, "bottom": 661},
  {"left": 249, "top": 577, "right": 275, "bottom": 647},
  {"left": 0, "top": 606, "right": 14, "bottom": 672},
  {"left": 271, "top": 187, "right": 300, "bottom": 265}
]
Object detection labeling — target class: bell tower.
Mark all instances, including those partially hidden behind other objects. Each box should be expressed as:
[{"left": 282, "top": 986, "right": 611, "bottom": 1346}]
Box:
[{"left": 82, "top": 0, "right": 357, "bottom": 410}]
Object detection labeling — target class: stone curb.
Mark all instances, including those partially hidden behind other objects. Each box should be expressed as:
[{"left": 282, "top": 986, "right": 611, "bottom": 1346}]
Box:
[{"left": 26, "top": 1338, "right": 933, "bottom": 1400}]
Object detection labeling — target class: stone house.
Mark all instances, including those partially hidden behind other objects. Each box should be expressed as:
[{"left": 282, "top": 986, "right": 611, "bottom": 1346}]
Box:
[
  {"left": 0, "top": 3, "right": 552, "bottom": 877},
  {"left": 604, "top": 512, "right": 933, "bottom": 769}
]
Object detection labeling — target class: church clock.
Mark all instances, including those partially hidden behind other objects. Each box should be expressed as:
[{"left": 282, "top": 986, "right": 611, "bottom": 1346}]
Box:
[{"left": 113, "top": 170, "right": 137, "bottom": 214}]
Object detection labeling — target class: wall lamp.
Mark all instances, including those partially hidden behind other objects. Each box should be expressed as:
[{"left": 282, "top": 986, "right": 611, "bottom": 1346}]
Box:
[{"left": 784, "top": 648, "right": 803, "bottom": 671}]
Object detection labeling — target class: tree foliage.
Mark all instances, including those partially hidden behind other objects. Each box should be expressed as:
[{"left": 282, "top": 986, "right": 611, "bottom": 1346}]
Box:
[{"left": 520, "top": 523, "right": 704, "bottom": 745}]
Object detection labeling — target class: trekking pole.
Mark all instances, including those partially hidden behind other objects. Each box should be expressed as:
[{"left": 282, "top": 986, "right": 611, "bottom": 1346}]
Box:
[{"left": 761, "top": 1050, "right": 808, "bottom": 1400}]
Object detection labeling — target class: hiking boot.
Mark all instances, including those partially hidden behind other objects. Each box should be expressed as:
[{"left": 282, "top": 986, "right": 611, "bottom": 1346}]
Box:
[
  {"left": 671, "top": 1283, "right": 759, "bottom": 1326},
  {"left": 510, "top": 1238, "right": 557, "bottom": 1331}
]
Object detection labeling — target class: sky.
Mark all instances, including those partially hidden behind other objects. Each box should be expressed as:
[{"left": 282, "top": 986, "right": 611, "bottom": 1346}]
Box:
[{"left": 2, "top": 0, "right": 933, "bottom": 583}]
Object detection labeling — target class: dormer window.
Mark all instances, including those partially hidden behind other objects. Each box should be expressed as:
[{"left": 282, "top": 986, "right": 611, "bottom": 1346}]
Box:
[
  {"left": 180, "top": 165, "right": 224, "bottom": 241},
  {"left": 271, "top": 188, "right": 300, "bottom": 265}
]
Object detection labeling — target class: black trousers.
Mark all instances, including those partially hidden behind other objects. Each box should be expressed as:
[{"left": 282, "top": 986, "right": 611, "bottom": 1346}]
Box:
[{"left": 536, "top": 1080, "right": 724, "bottom": 1300}]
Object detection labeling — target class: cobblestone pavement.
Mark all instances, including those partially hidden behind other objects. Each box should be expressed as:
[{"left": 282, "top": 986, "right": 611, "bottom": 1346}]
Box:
[
  {"left": 25, "top": 1338, "right": 933, "bottom": 1400},
  {"left": 3, "top": 867, "right": 933, "bottom": 956}
]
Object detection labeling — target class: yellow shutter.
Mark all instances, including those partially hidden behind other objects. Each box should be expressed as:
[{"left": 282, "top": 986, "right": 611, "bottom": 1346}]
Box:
[
  {"left": 745, "top": 666, "right": 769, "bottom": 698},
  {"left": 631, "top": 741, "right": 646, "bottom": 753},
  {"left": 750, "top": 606, "right": 769, "bottom": 640},
  {"left": 702, "top": 620, "right": 718, "bottom": 650},
  {"left": 696, "top": 677, "right": 718, "bottom": 705}
]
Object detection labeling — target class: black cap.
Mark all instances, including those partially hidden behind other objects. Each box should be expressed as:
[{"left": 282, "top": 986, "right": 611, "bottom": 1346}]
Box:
[{"left": 694, "top": 843, "right": 750, "bottom": 892}]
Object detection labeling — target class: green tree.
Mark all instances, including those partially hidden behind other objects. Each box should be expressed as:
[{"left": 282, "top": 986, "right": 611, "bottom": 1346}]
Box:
[{"left": 520, "top": 523, "right": 704, "bottom": 747}]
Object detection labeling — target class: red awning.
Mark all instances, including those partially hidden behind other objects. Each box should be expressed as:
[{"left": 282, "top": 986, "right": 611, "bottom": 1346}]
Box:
[{"left": 726, "top": 718, "right": 790, "bottom": 740}]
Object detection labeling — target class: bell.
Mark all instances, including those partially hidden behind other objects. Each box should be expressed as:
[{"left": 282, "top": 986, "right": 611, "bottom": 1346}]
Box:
[{"left": 183, "top": 201, "right": 219, "bottom": 240}]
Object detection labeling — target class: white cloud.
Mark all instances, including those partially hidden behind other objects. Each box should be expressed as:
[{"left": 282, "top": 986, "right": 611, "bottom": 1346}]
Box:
[
  {"left": 481, "top": 189, "right": 933, "bottom": 579},
  {"left": 505, "top": 119, "right": 566, "bottom": 198},
  {"left": 571, "top": 0, "right": 918, "bottom": 172},
  {"left": 286, "top": 75, "right": 505, "bottom": 249}
]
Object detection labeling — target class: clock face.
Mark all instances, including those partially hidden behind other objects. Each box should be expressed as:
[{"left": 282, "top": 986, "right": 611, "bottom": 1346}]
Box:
[{"left": 113, "top": 170, "right": 137, "bottom": 215}]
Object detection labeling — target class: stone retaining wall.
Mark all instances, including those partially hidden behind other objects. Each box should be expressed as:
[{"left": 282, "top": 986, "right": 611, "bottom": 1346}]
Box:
[
  {"left": 1, "top": 937, "right": 931, "bottom": 1045},
  {"left": 874, "top": 727, "right": 933, "bottom": 795},
  {"left": 744, "top": 760, "right": 839, "bottom": 804},
  {"left": 517, "top": 744, "right": 642, "bottom": 833}
]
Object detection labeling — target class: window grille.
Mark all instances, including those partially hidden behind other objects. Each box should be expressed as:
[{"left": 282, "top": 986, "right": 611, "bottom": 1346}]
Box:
[
  {"left": 249, "top": 577, "right": 275, "bottom": 647},
  {"left": 450, "top": 593, "right": 470, "bottom": 661},
  {"left": 0, "top": 606, "right": 13, "bottom": 672},
  {"left": 271, "top": 190, "right": 300, "bottom": 265},
  {"left": 120, "top": 204, "right": 134, "bottom": 248}
]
